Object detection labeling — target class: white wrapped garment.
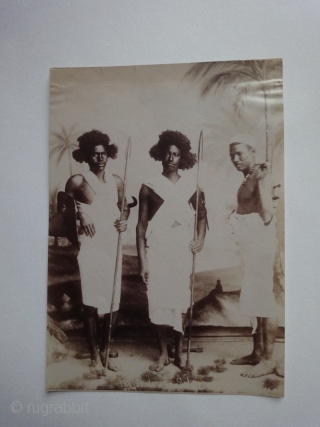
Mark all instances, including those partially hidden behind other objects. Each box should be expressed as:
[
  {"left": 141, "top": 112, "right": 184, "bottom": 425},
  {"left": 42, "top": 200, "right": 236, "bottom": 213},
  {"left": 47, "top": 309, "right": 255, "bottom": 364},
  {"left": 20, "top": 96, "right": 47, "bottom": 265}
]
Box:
[
  {"left": 77, "top": 171, "right": 121, "bottom": 315},
  {"left": 229, "top": 212, "right": 278, "bottom": 320},
  {"left": 144, "top": 174, "right": 196, "bottom": 332}
]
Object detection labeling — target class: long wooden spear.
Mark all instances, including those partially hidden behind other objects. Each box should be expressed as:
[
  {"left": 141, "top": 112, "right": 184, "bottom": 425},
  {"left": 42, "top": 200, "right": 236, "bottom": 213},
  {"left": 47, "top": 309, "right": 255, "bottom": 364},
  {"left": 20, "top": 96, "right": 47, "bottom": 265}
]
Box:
[
  {"left": 186, "top": 130, "right": 203, "bottom": 368},
  {"left": 105, "top": 137, "right": 131, "bottom": 372}
]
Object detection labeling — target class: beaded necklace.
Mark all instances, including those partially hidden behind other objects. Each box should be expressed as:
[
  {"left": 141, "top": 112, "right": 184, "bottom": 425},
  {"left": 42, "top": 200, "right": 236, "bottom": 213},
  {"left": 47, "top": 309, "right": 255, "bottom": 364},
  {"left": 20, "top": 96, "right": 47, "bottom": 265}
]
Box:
[{"left": 237, "top": 165, "right": 255, "bottom": 200}]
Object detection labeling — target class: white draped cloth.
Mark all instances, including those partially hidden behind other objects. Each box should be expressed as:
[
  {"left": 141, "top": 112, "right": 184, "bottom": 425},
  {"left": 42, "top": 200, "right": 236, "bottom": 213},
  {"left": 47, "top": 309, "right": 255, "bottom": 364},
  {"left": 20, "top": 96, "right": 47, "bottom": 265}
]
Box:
[
  {"left": 144, "top": 174, "right": 196, "bottom": 332},
  {"left": 229, "top": 212, "right": 278, "bottom": 328},
  {"left": 77, "top": 171, "right": 121, "bottom": 314}
]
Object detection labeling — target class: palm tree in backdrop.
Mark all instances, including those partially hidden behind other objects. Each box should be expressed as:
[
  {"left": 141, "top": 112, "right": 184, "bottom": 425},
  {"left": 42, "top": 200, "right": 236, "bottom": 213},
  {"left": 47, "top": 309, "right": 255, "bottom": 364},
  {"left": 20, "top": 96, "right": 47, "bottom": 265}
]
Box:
[
  {"left": 186, "top": 59, "right": 284, "bottom": 292},
  {"left": 50, "top": 125, "right": 78, "bottom": 246},
  {"left": 185, "top": 59, "right": 283, "bottom": 163},
  {"left": 50, "top": 125, "right": 78, "bottom": 177}
]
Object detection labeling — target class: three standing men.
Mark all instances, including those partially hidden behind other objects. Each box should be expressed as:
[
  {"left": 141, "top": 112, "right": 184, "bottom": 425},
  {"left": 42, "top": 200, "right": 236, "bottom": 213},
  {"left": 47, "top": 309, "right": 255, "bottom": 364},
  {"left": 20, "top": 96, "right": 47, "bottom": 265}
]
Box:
[
  {"left": 228, "top": 134, "right": 279, "bottom": 377},
  {"left": 63, "top": 129, "right": 279, "bottom": 377}
]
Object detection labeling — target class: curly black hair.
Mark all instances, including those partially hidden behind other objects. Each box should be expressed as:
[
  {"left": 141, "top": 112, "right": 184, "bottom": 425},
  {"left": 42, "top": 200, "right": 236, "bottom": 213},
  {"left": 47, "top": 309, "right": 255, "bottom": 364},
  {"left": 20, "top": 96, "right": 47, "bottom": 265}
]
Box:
[
  {"left": 149, "top": 130, "right": 197, "bottom": 170},
  {"left": 72, "top": 129, "right": 118, "bottom": 163}
]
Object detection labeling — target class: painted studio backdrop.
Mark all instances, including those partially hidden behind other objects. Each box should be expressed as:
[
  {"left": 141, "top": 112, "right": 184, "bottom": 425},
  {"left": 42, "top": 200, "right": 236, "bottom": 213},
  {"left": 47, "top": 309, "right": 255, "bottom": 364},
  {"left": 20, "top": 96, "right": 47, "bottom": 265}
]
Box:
[{"left": 47, "top": 60, "right": 284, "bottom": 396}]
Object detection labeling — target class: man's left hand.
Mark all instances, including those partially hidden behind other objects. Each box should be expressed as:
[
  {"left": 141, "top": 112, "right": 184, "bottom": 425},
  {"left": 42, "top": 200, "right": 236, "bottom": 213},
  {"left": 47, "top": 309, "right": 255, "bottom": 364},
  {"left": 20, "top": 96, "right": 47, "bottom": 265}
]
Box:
[
  {"left": 254, "top": 162, "right": 271, "bottom": 181},
  {"left": 114, "top": 218, "right": 127, "bottom": 232},
  {"left": 190, "top": 239, "right": 204, "bottom": 254}
]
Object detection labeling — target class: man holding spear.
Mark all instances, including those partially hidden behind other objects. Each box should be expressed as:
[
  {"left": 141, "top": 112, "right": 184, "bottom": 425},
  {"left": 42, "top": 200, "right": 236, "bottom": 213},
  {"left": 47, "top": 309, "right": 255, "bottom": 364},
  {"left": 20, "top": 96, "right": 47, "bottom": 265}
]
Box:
[
  {"left": 136, "top": 130, "right": 206, "bottom": 372},
  {"left": 65, "top": 130, "right": 129, "bottom": 373},
  {"left": 228, "top": 134, "right": 279, "bottom": 378}
]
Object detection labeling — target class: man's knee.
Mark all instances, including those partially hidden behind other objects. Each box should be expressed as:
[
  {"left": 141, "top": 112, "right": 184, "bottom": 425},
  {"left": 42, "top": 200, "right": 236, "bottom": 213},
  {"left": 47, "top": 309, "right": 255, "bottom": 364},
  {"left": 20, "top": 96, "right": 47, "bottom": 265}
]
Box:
[{"left": 261, "top": 317, "right": 278, "bottom": 331}]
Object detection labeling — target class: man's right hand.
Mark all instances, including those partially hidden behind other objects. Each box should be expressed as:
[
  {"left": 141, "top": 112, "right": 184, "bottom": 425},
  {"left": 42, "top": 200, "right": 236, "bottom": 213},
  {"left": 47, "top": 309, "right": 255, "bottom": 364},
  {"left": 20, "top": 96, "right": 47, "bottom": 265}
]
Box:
[
  {"left": 139, "top": 266, "right": 149, "bottom": 285},
  {"left": 78, "top": 211, "right": 96, "bottom": 237}
]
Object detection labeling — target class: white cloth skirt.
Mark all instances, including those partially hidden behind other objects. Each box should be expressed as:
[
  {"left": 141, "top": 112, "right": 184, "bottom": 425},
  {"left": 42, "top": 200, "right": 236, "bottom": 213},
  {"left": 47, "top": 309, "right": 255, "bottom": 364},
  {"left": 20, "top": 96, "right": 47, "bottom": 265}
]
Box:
[{"left": 229, "top": 212, "right": 278, "bottom": 318}]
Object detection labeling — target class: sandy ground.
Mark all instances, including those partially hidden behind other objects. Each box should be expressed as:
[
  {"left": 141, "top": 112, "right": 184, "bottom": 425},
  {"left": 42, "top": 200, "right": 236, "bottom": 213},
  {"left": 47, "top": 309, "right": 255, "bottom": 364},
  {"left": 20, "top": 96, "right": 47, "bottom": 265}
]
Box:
[
  {"left": 47, "top": 337, "right": 284, "bottom": 397},
  {"left": 47, "top": 245, "right": 284, "bottom": 397}
]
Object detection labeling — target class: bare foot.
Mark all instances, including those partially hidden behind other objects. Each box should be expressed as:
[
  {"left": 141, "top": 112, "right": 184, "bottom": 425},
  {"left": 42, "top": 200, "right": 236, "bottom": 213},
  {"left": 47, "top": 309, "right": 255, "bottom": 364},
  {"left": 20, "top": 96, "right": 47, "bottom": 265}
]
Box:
[
  {"left": 231, "top": 354, "right": 261, "bottom": 366},
  {"left": 275, "top": 359, "right": 284, "bottom": 378},
  {"left": 86, "top": 360, "right": 105, "bottom": 378},
  {"left": 241, "top": 359, "right": 275, "bottom": 378},
  {"left": 89, "top": 358, "right": 98, "bottom": 373},
  {"left": 88, "top": 345, "right": 99, "bottom": 371},
  {"left": 149, "top": 356, "right": 170, "bottom": 372},
  {"left": 107, "top": 359, "right": 120, "bottom": 372}
]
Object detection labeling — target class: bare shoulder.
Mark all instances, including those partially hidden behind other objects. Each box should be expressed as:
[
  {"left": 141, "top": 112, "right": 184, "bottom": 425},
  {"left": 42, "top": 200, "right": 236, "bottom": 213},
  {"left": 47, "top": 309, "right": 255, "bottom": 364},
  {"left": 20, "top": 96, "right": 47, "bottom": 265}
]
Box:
[
  {"left": 139, "top": 184, "right": 151, "bottom": 197},
  {"left": 112, "top": 174, "right": 124, "bottom": 190},
  {"left": 65, "top": 174, "right": 84, "bottom": 193}
]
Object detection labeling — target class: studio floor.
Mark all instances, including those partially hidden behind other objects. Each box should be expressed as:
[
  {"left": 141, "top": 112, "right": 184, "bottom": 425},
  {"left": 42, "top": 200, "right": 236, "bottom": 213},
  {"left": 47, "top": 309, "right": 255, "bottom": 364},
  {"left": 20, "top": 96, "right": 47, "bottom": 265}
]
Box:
[{"left": 47, "top": 336, "right": 284, "bottom": 397}]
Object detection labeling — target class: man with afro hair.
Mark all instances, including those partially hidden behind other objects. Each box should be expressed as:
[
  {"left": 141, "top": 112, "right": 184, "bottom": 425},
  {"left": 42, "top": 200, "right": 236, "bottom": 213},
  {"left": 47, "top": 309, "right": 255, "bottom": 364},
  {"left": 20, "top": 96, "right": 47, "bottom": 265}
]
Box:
[
  {"left": 65, "top": 130, "right": 129, "bottom": 374},
  {"left": 137, "top": 130, "right": 207, "bottom": 372}
]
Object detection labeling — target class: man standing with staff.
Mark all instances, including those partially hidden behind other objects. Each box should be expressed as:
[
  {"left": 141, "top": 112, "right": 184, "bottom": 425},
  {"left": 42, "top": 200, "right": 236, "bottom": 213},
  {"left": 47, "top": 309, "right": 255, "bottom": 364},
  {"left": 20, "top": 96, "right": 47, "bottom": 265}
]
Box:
[
  {"left": 65, "top": 130, "right": 129, "bottom": 373},
  {"left": 136, "top": 130, "right": 207, "bottom": 372},
  {"left": 228, "top": 134, "right": 278, "bottom": 378}
]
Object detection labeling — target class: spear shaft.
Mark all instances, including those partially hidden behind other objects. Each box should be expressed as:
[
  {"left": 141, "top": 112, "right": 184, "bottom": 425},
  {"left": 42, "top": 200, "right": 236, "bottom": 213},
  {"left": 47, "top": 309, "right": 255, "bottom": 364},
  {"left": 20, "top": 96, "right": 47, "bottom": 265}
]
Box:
[
  {"left": 105, "top": 137, "right": 131, "bottom": 372},
  {"left": 186, "top": 131, "right": 203, "bottom": 368}
]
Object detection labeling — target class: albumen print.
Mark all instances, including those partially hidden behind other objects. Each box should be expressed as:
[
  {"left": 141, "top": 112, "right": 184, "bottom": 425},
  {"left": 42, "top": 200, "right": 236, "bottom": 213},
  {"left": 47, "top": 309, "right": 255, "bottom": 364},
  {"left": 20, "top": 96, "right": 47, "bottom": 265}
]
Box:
[{"left": 48, "top": 60, "right": 284, "bottom": 396}]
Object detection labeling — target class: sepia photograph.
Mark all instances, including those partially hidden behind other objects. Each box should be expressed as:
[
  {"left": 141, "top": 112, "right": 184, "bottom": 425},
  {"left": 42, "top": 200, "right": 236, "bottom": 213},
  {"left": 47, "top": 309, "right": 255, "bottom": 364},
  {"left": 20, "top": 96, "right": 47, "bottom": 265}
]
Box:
[{"left": 47, "top": 59, "right": 284, "bottom": 397}]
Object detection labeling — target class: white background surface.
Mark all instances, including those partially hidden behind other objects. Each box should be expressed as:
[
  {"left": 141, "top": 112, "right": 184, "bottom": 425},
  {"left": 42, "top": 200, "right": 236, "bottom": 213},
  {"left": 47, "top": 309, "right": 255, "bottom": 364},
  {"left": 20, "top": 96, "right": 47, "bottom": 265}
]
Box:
[{"left": 0, "top": 1, "right": 319, "bottom": 426}]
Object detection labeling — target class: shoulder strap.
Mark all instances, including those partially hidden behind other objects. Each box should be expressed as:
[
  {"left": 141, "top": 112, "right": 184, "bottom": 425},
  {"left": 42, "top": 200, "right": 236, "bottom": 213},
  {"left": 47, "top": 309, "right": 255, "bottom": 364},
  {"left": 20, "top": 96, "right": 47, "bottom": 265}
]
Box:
[{"left": 82, "top": 171, "right": 98, "bottom": 194}]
